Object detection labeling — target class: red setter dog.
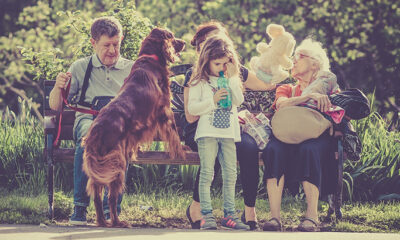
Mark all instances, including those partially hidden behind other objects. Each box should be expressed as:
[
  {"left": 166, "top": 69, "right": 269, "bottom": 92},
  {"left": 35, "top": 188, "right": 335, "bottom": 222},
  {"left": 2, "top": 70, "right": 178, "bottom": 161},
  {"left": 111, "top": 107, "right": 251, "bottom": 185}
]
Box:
[{"left": 82, "top": 28, "right": 186, "bottom": 227}]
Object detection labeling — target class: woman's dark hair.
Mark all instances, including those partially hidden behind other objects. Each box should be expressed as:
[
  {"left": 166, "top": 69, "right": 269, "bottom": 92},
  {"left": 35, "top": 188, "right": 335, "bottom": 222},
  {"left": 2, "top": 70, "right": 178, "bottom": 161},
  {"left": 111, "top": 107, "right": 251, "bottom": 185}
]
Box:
[{"left": 191, "top": 21, "right": 229, "bottom": 52}]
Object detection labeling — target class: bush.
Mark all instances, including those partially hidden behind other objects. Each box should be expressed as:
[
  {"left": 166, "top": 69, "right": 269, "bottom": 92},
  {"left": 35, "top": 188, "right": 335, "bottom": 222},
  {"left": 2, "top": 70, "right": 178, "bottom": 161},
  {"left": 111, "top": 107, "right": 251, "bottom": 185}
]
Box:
[
  {"left": 343, "top": 107, "right": 400, "bottom": 201},
  {"left": 0, "top": 98, "right": 45, "bottom": 192}
]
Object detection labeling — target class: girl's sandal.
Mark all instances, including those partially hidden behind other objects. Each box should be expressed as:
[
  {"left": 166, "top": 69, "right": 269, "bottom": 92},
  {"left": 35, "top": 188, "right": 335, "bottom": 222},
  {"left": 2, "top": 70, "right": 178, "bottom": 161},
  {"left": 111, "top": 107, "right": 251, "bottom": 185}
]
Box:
[
  {"left": 298, "top": 217, "right": 319, "bottom": 232},
  {"left": 262, "top": 217, "right": 282, "bottom": 231}
]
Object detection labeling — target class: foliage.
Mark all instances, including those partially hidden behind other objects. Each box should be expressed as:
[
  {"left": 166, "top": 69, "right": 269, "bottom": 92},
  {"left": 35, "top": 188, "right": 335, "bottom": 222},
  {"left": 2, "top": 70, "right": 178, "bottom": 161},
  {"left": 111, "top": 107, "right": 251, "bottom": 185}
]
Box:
[
  {"left": 136, "top": 0, "right": 400, "bottom": 128},
  {"left": 1, "top": 191, "right": 399, "bottom": 232},
  {"left": 335, "top": 202, "right": 400, "bottom": 232},
  {"left": 0, "top": 192, "right": 47, "bottom": 224},
  {"left": 0, "top": 0, "right": 153, "bottom": 120},
  {"left": 53, "top": 191, "right": 73, "bottom": 220},
  {"left": 342, "top": 112, "right": 400, "bottom": 201},
  {"left": 1, "top": 95, "right": 399, "bottom": 201},
  {"left": 0, "top": 98, "right": 46, "bottom": 193}
]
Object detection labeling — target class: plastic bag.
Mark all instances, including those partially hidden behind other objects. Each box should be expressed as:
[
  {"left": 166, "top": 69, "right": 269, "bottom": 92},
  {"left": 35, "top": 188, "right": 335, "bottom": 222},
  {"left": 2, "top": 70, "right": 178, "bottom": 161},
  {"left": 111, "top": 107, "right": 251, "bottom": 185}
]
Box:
[{"left": 238, "top": 110, "right": 272, "bottom": 150}]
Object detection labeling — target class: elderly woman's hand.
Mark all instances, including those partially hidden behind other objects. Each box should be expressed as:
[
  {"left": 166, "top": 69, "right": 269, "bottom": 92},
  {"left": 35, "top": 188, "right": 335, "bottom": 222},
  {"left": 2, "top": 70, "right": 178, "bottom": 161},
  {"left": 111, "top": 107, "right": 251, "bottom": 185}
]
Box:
[{"left": 308, "top": 93, "right": 332, "bottom": 112}]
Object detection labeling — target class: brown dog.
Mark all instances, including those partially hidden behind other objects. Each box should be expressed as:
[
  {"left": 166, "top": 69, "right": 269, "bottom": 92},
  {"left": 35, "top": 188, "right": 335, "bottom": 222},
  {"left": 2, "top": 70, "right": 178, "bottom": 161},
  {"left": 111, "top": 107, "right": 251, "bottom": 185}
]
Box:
[{"left": 82, "top": 28, "right": 186, "bottom": 228}]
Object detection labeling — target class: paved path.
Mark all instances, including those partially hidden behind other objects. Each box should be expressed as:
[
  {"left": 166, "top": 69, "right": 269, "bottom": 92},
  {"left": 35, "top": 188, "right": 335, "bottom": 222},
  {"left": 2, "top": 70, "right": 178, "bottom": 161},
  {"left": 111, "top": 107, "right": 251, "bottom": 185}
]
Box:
[{"left": 0, "top": 224, "right": 399, "bottom": 240}]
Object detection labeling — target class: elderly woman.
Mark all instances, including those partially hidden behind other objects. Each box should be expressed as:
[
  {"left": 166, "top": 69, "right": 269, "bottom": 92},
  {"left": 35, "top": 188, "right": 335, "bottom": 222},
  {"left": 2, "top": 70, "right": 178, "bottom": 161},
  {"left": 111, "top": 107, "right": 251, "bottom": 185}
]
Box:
[
  {"left": 261, "top": 38, "right": 338, "bottom": 232},
  {"left": 184, "top": 21, "right": 276, "bottom": 230}
]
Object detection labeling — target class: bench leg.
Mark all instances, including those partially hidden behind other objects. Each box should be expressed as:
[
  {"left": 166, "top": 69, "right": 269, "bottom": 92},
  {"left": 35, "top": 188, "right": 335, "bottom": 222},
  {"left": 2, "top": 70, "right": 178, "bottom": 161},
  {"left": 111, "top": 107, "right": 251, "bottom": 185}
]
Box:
[
  {"left": 327, "top": 138, "right": 344, "bottom": 220},
  {"left": 46, "top": 134, "right": 54, "bottom": 220},
  {"left": 335, "top": 138, "right": 344, "bottom": 220}
]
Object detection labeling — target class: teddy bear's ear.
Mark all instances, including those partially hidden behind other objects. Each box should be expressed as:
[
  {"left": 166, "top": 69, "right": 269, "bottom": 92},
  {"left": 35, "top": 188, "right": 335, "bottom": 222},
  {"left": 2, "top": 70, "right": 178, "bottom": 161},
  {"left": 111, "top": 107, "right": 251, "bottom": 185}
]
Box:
[
  {"left": 266, "top": 24, "right": 284, "bottom": 38},
  {"left": 286, "top": 38, "right": 296, "bottom": 57}
]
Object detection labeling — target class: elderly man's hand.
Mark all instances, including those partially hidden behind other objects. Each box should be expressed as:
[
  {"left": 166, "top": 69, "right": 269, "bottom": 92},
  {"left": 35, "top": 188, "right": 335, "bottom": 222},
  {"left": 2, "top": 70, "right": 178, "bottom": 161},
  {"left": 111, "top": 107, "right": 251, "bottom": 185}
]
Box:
[
  {"left": 55, "top": 72, "right": 72, "bottom": 90},
  {"left": 309, "top": 92, "right": 331, "bottom": 112}
]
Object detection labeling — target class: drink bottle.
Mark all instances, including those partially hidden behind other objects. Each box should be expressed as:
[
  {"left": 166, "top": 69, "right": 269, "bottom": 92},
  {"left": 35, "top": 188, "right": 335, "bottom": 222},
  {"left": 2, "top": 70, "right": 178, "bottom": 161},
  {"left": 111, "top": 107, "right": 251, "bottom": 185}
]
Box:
[{"left": 217, "top": 71, "right": 232, "bottom": 108}]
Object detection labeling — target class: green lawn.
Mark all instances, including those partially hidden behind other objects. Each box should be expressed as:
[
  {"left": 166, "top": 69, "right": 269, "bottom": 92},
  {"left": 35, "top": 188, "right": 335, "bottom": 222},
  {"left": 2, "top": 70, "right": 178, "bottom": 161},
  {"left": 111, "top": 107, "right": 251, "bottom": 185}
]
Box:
[{"left": 0, "top": 191, "right": 399, "bottom": 232}]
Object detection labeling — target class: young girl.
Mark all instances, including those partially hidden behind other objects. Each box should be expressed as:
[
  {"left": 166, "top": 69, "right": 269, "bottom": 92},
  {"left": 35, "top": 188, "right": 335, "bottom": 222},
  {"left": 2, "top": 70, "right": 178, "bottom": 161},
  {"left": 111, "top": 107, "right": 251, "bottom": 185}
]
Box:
[{"left": 187, "top": 35, "right": 248, "bottom": 230}]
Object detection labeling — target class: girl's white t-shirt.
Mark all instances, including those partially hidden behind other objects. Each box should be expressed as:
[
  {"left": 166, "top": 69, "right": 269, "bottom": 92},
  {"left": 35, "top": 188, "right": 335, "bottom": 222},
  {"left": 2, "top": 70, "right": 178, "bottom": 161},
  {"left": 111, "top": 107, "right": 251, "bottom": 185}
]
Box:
[{"left": 188, "top": 75, "right": 244, "bottom": 142}]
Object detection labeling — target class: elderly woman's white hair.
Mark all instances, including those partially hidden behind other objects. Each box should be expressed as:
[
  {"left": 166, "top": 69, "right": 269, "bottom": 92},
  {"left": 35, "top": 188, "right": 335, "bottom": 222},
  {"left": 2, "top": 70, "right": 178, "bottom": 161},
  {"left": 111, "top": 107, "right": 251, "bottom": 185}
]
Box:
[{"left": 295, "top": 38, "right": 330, "bottom": 72}]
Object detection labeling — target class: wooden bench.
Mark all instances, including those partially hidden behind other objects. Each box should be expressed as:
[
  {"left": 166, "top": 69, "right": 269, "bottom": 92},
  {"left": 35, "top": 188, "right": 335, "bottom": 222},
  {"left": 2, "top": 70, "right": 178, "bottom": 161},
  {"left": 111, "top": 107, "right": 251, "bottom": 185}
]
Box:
[{"left": 43, "top": 64, "right": 344, "bottom": 221}]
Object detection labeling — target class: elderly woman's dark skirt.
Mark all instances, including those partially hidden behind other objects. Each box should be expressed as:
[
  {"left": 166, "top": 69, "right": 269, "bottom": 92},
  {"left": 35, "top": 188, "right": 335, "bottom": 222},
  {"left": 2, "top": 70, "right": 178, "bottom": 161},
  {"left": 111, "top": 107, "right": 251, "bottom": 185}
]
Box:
[{"left": 262, "top": 131, "right": 337, "bottom": 196}]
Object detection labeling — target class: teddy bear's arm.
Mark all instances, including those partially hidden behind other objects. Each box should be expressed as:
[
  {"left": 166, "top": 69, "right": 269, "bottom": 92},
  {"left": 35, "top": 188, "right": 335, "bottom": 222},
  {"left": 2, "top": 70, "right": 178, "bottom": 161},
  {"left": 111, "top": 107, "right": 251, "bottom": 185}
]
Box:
[
  {"left": 279, "top": 56, "right": 294, "bottom": 69},
  {"left": 256, "top": 42, "right": 270, "bottom": 53}
]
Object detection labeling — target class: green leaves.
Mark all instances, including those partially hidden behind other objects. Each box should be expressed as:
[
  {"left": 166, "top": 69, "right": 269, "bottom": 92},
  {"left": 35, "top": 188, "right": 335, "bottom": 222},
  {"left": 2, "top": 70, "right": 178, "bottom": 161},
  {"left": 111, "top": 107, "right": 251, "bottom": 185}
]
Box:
[
  {"left": 1, "top": 0, "right": 153, "bottom": 120},
  {"left": 343, "top": 111, "right": 400, "bottom": 202}
]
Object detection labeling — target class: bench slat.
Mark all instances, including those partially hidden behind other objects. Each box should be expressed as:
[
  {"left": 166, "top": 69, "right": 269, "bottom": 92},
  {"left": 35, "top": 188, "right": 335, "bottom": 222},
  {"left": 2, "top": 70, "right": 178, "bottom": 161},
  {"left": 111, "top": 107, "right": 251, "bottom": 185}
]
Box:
[
  {"left": 53, "top": 148, "right": 200, "bottom": 165},
  {"left": 52, "top": 148, "right": 264, "bottom": 165}
]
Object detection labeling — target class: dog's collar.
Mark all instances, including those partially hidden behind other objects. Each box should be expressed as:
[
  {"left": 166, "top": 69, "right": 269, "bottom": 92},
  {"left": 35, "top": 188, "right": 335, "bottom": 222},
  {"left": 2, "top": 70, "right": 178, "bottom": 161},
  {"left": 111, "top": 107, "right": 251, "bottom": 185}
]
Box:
[{"left": 141, "top": 54, "right": 159, "bottom": 61}]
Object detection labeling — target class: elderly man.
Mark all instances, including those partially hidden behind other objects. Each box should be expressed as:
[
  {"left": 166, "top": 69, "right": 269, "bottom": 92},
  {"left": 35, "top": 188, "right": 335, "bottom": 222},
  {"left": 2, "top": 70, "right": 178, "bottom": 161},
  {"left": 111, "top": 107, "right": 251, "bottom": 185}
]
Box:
[{"left": 49, "top": 16, "right": 134, "bottom": 225}]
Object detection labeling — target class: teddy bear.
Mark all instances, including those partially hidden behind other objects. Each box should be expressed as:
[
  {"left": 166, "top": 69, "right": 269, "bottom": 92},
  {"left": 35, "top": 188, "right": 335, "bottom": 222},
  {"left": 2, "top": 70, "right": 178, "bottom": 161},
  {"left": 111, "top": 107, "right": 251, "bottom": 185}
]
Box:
[{"left": 250, "top": 24, "right": 296, "bottom": 84}]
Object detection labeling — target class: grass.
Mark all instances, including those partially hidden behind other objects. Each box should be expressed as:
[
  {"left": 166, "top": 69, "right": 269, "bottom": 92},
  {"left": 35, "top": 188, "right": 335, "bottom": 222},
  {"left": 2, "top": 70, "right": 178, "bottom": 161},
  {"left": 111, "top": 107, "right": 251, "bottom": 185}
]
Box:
[{"left": 0, "top": 190, "right": 399, "bottom": 233}]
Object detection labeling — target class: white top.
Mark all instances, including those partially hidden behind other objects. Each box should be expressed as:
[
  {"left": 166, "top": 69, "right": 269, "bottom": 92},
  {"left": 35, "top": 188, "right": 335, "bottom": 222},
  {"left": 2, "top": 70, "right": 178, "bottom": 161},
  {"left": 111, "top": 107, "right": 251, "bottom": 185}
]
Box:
[{"left": 188, "top": 75, "right": 244, "bottom": 142}]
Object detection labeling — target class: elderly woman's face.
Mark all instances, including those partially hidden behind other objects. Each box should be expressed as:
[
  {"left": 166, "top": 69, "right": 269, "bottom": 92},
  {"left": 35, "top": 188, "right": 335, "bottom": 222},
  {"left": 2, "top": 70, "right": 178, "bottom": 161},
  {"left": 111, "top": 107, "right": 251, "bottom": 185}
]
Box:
[{"left": 291, "top": 51, "right": 318, "bottom": 80}]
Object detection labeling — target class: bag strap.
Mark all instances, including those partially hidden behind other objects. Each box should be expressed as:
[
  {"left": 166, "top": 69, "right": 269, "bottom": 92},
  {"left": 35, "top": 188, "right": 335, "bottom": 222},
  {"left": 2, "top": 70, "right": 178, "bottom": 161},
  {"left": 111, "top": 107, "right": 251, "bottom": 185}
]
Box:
[
  {"left": 54, "top": 57, "right": 99, "bottom": 147},
  {"left": 77, "top": 57, "right": 93, "bottom": 107},
  {"left": 291, "top": 84, "right": 296, "bottom": 98}
]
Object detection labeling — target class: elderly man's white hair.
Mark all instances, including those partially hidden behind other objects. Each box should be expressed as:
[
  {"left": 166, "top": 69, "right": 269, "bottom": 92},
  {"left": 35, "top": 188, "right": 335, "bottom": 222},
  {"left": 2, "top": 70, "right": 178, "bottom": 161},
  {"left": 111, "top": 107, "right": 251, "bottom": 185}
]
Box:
[{"left": 295, "top": 38, "right": 330, "bottom": 72}]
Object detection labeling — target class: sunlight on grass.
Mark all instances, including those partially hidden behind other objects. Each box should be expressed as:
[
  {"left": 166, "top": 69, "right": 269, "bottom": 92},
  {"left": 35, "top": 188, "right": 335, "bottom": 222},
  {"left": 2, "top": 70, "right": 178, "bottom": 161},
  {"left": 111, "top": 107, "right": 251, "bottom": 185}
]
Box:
[{"left": 0, "top": 191, "right": 399, "bottom": 232}]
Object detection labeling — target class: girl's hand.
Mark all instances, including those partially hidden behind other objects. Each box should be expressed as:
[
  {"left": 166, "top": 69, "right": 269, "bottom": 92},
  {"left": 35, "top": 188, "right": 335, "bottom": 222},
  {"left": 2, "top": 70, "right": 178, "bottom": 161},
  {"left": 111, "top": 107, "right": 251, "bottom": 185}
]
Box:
[
  {"left": 225, "top": 61, "right": 238, "bottom": 78},
  {"left": 308, "top": 92, "right": 332, "bottom": 112},
  {"left": 213, "top": 88, "right": 228, "bottom": 105}
]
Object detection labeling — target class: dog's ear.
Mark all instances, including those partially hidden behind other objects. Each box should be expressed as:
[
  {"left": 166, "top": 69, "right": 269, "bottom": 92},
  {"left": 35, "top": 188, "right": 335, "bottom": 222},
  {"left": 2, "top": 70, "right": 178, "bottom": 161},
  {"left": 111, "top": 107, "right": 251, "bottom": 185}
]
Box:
[
  {"left": 162, "top": 38, "right": 175, "bottom": 63},
  {"left": 149, "top": 28, "right": 173, "bottom": 41}
]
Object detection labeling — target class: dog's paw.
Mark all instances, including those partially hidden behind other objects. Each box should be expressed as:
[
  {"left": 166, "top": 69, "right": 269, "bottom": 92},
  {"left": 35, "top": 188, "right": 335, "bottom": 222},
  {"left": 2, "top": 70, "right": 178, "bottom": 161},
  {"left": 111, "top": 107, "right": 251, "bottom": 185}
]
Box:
[
  {"left": 97, "top": 219, "right": 111, "bottom": 228},
  {"left": 112, "top": 220, "right": 131, "bottom": 228},
  {"left": 182, "top": 145, "right": 192, "bottom": 152},
  {"left": 137, "top": 145, "right": 144, "bottom": 154}
]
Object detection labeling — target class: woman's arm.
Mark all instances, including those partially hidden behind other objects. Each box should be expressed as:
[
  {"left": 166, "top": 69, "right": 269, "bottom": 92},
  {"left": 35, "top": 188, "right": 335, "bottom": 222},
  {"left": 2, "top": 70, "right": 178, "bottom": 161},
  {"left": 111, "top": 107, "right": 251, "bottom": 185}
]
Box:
[
  {"left": 276, "top": 95, "right": 310, "bottom": 109},
  {"left": 184, "top": 86, "right": 200, "bottom": 123},
  {"left": 243, "top": 71, "right": 276, "bottom": 91},
  {"left": 277, "top": 92, "right": 332, "bottom": 112}
]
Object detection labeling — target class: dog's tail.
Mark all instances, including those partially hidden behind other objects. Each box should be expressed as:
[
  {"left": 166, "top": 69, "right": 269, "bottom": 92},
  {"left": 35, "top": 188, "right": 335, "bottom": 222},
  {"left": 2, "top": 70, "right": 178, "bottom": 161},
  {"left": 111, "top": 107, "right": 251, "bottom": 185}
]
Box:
[{"left": 82, "top": 128, "right": 127, "bottom": 197}]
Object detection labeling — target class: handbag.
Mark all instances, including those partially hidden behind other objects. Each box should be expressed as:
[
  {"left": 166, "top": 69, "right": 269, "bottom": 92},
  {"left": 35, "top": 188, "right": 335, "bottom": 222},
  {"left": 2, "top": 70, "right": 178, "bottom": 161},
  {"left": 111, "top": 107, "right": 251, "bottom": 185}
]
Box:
[
  {"left": 91, "top": 96, "right": 114, "bottom": 119},
  {"left": 271, "top": 86, "right": 332, "bottom": 144},
  {"left": 238, "top": 110, "right": 272, "bottom": 150},
  {"left": 271, "top": 106, "right": 333, "bottom": 144}
]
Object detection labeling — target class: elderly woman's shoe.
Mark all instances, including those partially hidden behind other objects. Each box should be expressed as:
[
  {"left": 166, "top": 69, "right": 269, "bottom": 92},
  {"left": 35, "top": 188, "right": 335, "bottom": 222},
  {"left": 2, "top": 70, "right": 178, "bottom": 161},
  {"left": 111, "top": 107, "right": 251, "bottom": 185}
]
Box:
[
  {"left": 298, "top": 217, "right": 319, "bottom": 232},
  {"left": 262, "top": 217, "right": 282, "bottom": 231}
]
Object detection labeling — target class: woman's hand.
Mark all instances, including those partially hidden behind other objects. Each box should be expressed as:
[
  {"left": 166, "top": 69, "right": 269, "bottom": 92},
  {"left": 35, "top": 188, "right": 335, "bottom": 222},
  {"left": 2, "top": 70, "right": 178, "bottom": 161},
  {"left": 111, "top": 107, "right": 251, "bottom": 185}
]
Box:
[
  {"left": 213, "top": 88, "right": 228, "bottom": 104},
  {"left": 308, "top": 92, "right": 332, "bottom": 112}
]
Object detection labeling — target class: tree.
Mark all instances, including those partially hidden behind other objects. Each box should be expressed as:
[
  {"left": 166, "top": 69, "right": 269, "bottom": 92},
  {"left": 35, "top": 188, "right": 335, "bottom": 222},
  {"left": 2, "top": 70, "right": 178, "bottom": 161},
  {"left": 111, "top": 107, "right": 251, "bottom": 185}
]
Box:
[
  {"left": 0, "top": 0, "right": 153, "bottom": 120},
  {"left": 136, "top": 0, "right": 400, "bottom": 128}
]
